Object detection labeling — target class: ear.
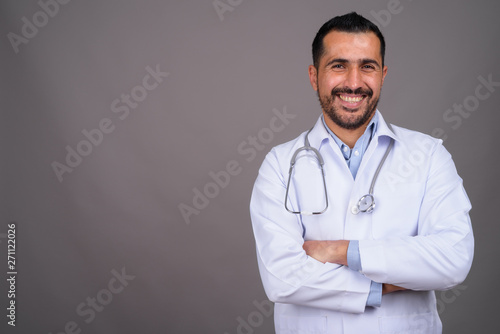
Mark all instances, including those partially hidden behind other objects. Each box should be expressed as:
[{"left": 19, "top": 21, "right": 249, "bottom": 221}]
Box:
[
  {"left": 381, "top": 65, "right": 388, "bottom": 85},
  {"left": 308, "top": 65, "right": 318, "bottom": 91}
]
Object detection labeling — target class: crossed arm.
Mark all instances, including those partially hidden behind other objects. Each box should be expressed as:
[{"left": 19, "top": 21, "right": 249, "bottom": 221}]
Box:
[
  {"left": 302, "top": 240, "right": 406, "bottom": 295},
  {"left": 251, "top": 143, "right": 473, "bottom": 313}
]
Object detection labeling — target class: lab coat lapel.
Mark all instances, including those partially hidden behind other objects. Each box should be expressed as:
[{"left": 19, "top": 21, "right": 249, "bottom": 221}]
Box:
[
  {"left": 307, "top": 115, "right": 355, "bottom": 180},
  {"left": 356, "top": 111, "right": 399, "bottom": 181}
]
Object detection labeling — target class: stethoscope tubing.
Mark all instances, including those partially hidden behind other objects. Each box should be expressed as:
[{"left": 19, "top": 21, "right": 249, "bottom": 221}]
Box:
[{"left": 285, "top": 123, "right": 395, "bottom": 215}]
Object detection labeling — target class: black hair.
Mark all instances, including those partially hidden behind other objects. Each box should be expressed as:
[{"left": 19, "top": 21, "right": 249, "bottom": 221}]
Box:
[{"left": 312, "top": 12, "right": 386, "bottom": 69}]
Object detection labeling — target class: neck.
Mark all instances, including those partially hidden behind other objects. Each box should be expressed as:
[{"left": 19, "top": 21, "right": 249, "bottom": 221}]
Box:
[{"left": 323, "top": 113, "right": 374, "bottom": 148}]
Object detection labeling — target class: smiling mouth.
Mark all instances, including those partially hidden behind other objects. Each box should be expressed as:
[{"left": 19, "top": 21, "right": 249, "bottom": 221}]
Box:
[{"left": 338, "top": 94, "right": 365, "bottom": 103}]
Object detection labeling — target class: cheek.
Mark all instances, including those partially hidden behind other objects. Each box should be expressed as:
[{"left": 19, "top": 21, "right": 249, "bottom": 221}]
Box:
[
  {"left": 366, "top": 76, "right": 384, "bottom": 93},
  {"left": 374, "top": 84, "right": 383, "bottom": 96},
  {"left": 319, "top": 76, "right": 341, "bottom": 94}
]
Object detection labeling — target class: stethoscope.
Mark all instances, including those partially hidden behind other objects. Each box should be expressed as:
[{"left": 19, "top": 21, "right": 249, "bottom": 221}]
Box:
[{"left": 284, "top": 124, "right": 394, "bottom": 216}]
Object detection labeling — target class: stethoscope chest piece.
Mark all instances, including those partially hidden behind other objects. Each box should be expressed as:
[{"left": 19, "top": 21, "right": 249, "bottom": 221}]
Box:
[{"left": 357, "top": 194, "right": 375, "bottom": 214}]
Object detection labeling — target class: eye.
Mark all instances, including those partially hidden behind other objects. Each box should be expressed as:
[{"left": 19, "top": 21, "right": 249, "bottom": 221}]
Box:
[
  {"left": 331, "top": 64, "right": 345, "bottom": 70},
  {"left": 362, "top": 64, "right": 376, "bottom": 71}
]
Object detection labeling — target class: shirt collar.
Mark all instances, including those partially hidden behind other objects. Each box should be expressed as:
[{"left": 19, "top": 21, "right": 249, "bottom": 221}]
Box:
[
  {"left": 321, "top": 112, "right": 379, "bottom": 150},
  {"left": 306, "top": 110, "right": 400, "bottom": 150}
]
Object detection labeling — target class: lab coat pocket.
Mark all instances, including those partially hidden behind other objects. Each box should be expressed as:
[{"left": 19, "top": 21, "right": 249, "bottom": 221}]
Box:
[
  {"left": 371, "top": 182, "right": 425, "bottom": 239},
  {"left": 378, "top": 312, "right": 437, "bottom": 333},
  {"left": 276, "top": 315, "right": 327, "bottom": 334}
]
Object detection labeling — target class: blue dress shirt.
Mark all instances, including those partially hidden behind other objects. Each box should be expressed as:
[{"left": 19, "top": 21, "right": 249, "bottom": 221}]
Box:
[{"left": 321, "top": 113, "right": 383, "bottom": 307}]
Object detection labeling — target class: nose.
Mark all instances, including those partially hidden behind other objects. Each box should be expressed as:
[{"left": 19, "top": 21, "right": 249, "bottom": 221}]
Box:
[{"left": 344, "top": 67, "right": 362, "bottom": 91}]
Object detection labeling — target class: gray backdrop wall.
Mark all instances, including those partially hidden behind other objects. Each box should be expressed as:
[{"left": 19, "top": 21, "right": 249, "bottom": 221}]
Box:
[{"left": 1, "top": 0, "right": 499, "bottom": 333}]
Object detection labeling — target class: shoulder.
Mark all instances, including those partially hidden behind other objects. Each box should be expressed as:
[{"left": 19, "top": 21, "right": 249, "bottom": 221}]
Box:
[
  {"left": 267, "top": 115, "right": 328, "bottom": 162},
  {"left": 387, "top": 124, "right": 457, "bottom": 180},
  {"left": 256, "top": 122, "right": 327, "bottom": 186},
  {"left": 262, "top": 131, "right": 308, "bottom": 172},
  {"left": 389, "top": 124, "right": 445, "bottom": 156}
]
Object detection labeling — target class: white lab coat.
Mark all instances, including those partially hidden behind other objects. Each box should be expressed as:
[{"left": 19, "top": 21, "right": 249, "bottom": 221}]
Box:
[{"left": 250, "top": 111, "right": 474, "bottom": 334}]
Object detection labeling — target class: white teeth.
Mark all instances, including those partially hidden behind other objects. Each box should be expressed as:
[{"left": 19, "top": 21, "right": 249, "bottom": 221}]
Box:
[{"left": 339, "top": 95, "right": 363, "bottom": 102}]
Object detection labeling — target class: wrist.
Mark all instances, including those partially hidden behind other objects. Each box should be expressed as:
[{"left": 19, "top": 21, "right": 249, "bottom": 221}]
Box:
[{"left": 329, "top": 240, "right": 349, "bottom": 265}]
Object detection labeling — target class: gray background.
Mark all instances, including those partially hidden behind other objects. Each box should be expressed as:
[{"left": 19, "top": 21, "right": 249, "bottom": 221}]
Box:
[{"left": 1, "top": 0, "right": 499, "bottom": 333}]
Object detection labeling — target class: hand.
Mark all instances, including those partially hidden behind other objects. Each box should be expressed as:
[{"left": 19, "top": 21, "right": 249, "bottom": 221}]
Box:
[
  {"left": 382, "top": 283, "right": 407, "bottom": 295},
  {"left": 302, "top": 240, "right": 349, "bottom": 265}
]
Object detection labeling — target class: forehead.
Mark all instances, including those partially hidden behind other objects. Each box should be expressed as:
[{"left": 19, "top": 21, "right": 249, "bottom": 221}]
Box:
[{"left": 320, "top": 31, "right": 382, "bottom": 65}]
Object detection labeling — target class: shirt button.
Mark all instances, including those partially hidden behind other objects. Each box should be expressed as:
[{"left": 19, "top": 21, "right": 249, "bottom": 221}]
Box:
[
  {"left": 354, "top": 150, "right": 360, "bottom": 156},
  {"left": 351, "top": 205, "right": 359, "bottom": 215},
  {"left": 343, "top": 146, "right": 348, "bottom": 152}
]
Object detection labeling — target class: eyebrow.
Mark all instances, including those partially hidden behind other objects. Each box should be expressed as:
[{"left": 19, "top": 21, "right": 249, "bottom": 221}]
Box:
[{"left": 325, "top": 58, "right": 381, "bottom": 69}]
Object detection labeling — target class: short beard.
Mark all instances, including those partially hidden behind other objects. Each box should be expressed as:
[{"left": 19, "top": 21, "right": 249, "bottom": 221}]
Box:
[{"left": 318, "top": 87, "right": 380, "bottom": 130}]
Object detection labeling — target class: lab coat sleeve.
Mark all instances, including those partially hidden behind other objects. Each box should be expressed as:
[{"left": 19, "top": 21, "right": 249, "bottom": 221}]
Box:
[
  {"left": 250, "top": 149, "right": 372, "bottom": 314},
  {"left": 359, "top": 142, "right": 474, "bottom": 291}
]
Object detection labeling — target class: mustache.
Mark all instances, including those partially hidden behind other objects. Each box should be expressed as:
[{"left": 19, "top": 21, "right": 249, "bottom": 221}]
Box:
[{"left": 331, "top": 87, "right": 373, "bottom": 97}]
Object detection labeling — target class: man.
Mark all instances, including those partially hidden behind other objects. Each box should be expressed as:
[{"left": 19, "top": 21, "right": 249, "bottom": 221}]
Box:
[{"left": 250, "top": 12, "right": 473, "bottom": 334}]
